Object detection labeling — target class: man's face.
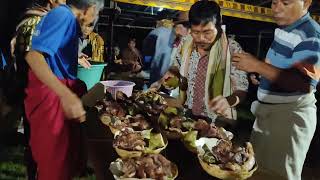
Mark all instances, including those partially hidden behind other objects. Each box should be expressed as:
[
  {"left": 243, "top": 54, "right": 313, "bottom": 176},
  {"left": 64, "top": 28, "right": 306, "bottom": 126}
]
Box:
[
  {"left": 191, "top": 22, "right": 218, "bottom": 50},
  {"left": 79, "top": 6, "right": 98, "bottom": 33},
  {"left": 175, "top": 24, "right": 189, "bottom": 38},
  {"left": 271, "top": 0, "right": 309, "bottom": 26},
  {"left": 83, "top": 24, "right": 94, "bottom": 38},
  {"left": 51, "top": 0, "right": 66, "bottom": 8},
  {"left": 128, "top": 40, "right": 136, "bottom": 49}
]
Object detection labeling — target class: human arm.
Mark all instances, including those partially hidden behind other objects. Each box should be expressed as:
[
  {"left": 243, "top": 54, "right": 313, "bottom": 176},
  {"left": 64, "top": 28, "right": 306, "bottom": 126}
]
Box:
[
  {"left": 209, "top": 38, "right": 248, "bottom": 117},
  {"left": 26, "top": 50, "right": 86, "bottom": 122},
  {"left": 232, "top": 52, "right": 314, "bottom": 93}
]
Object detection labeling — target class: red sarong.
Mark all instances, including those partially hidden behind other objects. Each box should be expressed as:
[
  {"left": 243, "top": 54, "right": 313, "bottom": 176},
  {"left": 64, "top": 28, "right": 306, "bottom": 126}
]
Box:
[{"left": 24, "top": 71, "right": 87, "bottom": 180}]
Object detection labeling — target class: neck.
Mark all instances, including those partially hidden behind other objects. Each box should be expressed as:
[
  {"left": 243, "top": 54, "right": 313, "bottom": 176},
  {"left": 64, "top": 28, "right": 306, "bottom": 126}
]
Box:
[
  {"left": 197, "top": 47, "right": 208, "bottom": 57},
  {"left": 45, "top": 3, "right": 51, "bottom": 10}
]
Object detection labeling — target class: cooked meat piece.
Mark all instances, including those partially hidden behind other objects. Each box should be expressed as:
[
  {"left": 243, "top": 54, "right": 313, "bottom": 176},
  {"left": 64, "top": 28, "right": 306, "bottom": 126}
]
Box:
[
  {"left": 170, "top": 116, "right": 183, "bottom": 129},
  {"left": 122, "top": 159, "right": 137, "bottom": 177},
  {"left": 116, "top": 91, "right": 127, "bottom": 101},
  {"left": 117, "top": 108, "right": 126, "bottom": 117},
  {"left": 212, "top": 140, "right": 233, "bottom": 164},
  {"left": 206, "top": 126, "right": 228, "bottom": 139},
  {"left": 194, "top": 119, "right": 209, "bottom": 131},
  {"left": 194, "top": 120, "right": 229, "bottom": 139},
  {"left": 130, "top": 115, "right": 150, "bottom": 130},
  {"left": 136, "top": 164, "right": 147, "bottom": 178},
  {"left": 231, "top": 147, "right": 249, "bottom": 165},
  {"left": 113, "top": 131, "right": 146, "bottom": 150},
  {"left": 153, "top": 104, "right": 167, "bottom": 111},
  {"left": 121, "top": 154, "right": 173, "bottom": 179}
]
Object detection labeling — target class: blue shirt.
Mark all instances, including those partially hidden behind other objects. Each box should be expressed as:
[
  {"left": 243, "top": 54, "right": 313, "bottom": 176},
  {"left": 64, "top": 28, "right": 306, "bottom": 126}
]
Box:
[
  {"left": 1, "top": 50, "right": 6, "bottom": 69},
  {"left": 143, "top": 27, "right": 176, "bottom": 84},
  {"left": 258, "top": 13, "right": 320, "bottom": 103},
  {"left": 32, "top": 5, "right": 81, "bottom": 80}
]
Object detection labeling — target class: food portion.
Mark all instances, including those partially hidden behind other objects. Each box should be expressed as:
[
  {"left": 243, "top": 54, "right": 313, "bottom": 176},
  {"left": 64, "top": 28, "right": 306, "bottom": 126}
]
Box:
[
  {"left": 96, "top": 99, "right": 127, "bottom": 118},
  {"left": 159, "top": 107, "right": 195, "bottom": 131},
  {"left": 106, "top": 114, "right": 151, "bottom": 132},
  {"left": 113, "top": 128, "right": 146, "bottom": 151},
  {"left": 193, "top": 120, "right": 233, "bottom": 140},
  {"left": 182, "top": 120, "right": 233, "bottom": 151},
  {"left": 110, "top": 154, "right": 178, "bottom": 180},
  {"left": 113, "top": 128, "right": 167, "bottom": 158},
  {"left": 196, "top": 137, "right": 257, "bottom": 179},
  {"left": 134, "top": 91, "right": 168, "bottom": 116}
]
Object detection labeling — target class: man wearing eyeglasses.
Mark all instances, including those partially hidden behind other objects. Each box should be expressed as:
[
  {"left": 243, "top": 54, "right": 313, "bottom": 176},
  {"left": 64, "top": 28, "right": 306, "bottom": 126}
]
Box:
[{"left": 154, "top": 1, "right": 248, "bottom": 124}]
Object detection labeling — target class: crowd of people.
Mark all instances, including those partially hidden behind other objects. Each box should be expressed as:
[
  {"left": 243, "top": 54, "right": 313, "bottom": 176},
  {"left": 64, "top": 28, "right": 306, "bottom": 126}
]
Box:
[{"left": 0, "top": 0, "right": 320, "bottom": 180}]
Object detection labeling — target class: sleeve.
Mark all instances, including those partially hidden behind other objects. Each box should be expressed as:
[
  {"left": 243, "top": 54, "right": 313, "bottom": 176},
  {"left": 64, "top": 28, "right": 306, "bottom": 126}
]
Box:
[
  {"left": 1, "top": 50, "right": 6, "bottom": 69},
  {"left": 31, "top": 8, "right": 74, "bottom": 57},
  {"left": 142, "top": 34, "right": 157, "bottom": 57},
  {"left": 172, "top": 36, "right": 186, "bottom": 67},
  {"left": 228, "top": 38, "right": 249, "bottom": 92},
  {"left": 292, "top": 37, "right": 320, "bottom": 86}
]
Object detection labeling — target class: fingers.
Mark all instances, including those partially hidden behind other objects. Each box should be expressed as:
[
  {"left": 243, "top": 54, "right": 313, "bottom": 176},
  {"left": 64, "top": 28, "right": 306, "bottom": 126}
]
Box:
[
  {"left": 78, "top": 58, "right": 92, "bottom": 68},
  {"left": 79, "top": 114, "right": 86, "bottom": 123},
  {"left": 79, "top": 53, "right": 89, "bottom": 58},
  {"left": 209, "top": 96, "right": 231, "bottom": 117}
]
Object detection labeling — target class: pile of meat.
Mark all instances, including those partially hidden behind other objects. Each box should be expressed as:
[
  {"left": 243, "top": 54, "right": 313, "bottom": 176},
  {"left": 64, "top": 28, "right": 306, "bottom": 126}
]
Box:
[
  {"left": 135, "top": 91, "right": 168, "bottom": 116},
  {"left": 96, "top": 99, "right": 126, "bottom": 118},
  {"left": 111, "top": 114, "right": 151, "bottom": 131},
  {"left": 113, "top": 129, "right": 146, "bottom": 151},
  {"left": 211, "top": 140, "right": 250, "bottom": 171},
  {"left": 128, "top": 114, "right": 151, "bottom": 130},
  {"left": 194, "top": 120, "right": 230, "bottom": 140},
  {"left": 121, "top": 154, "right": 175, "bottom": 180}
]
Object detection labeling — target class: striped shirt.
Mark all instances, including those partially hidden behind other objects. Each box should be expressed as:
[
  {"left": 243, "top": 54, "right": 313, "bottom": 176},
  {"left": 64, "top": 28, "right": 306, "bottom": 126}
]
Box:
[{"left": 258, "top": 13, "right": 320, "bottom": 103}]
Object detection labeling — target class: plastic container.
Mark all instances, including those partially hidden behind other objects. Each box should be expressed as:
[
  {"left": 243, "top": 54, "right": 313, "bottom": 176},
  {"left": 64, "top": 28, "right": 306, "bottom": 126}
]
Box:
[
  {"left": 77, "top": 63, "right": 106, "bottom": 90},
  {"left": 100, "top": 80, "right": 136, "bottom": 98}
]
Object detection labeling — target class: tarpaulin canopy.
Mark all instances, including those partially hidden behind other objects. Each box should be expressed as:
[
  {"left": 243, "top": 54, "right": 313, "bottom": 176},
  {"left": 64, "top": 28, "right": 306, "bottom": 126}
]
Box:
[{"left": 113, "top": 0, "right": 320, "bottom": 23}]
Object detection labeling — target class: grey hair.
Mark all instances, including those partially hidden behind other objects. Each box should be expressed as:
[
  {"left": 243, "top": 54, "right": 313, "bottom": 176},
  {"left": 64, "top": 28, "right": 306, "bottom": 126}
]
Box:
[{"left": 67, "top": 0, "right": 104, "bottom": 11}]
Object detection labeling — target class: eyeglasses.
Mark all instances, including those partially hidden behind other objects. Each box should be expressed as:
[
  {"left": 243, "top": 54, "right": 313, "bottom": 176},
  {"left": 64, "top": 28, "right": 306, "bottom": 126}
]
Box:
[{"left": 190, "top": 29, "right": 216, "bottom": 39}]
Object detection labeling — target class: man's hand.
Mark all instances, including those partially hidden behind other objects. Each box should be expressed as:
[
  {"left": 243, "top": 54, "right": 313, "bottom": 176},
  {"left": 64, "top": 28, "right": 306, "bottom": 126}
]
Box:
[
  {"left": 132, "top": 62, "right": 142, "bottom": 73},
  {"left": 60, "top": 92, "right": 86, "bottom": 122},
  {"left": 250, "top": 74, "right": 260, "bottom": 85},
  {"left": 232, "top": 52, "right": 260, "bottom": 73},
  {"left": 25, "top": 51, "right": 87, "bottom": 123},
  {"left": 78, "top": 53, "right": 92, "bottom": 68},
  {"left": 149, "top": 71, "right": 176, "bottom": 91},
  {"left": 209, "top": 95, "right": 231, "bottom": 118}
]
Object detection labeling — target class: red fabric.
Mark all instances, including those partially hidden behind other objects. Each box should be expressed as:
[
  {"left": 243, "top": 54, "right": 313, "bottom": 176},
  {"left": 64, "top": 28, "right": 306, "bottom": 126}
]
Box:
[
  {"left": 192, "top": 55, "right": 209, "bottom": 116},
  {"left": 24, "top": 71, "right": 87, "bottom": 180}
]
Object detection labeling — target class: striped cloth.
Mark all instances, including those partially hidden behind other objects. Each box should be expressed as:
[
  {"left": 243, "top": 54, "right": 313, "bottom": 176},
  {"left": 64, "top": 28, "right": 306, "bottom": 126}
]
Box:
[{"left": 258, "top": 13, "right": 320, "bottom": 103}]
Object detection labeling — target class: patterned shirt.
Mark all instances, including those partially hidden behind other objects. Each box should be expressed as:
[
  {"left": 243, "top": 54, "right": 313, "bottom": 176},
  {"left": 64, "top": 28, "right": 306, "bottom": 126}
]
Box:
[
  {"left": 15, "top": 8, "right": 46, "bottom": 57},
  {"left": 258, "top": 13, "right": 320, "bottom": 103},
  {"left": 186, "top": 38, "right": 249, "bottom": 117}
]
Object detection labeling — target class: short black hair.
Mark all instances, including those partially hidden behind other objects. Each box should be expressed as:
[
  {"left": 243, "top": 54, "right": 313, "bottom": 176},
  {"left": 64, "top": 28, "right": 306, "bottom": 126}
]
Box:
[
  {"left": 128, "top": 37, "right": 136, "bottom": 43},
  {"left": 33, "top": 0, "right": 50, "bottom": 7},
  {"left": 189, "top": 0, "right": 222, "bottom": 27}
]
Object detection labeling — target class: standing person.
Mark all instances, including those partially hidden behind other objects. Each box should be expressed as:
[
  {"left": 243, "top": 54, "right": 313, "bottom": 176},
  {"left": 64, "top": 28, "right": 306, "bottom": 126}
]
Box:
[
  {"left": 143, "top": 12, "right": 190, "bottom": 85},
  {"left": 78, "top": 18, "right": 105, "bottom": 68},
  {"left": 12, "top": 1, "right": 66, "bottom": 179},
  {"left": 232, "top": 0, "right": 319, "bottom": 179},
  {"left": 153, "top": 1, "right": 248, "bottom": 123},
  {"left": 24, "top": 0, "right": 104, "bottom": 179}
]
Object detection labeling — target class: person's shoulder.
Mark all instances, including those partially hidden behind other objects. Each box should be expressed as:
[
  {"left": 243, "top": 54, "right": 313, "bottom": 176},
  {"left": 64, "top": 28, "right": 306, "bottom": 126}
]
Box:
[
  {"left": 46, "top": 5, "right": 74, "bottom": 20},
  {"left": 16, "top": 15, "right": 42, "bottom": 31},
  {"left": 227, "top": 37, "right": 242, "bottom": 53},
  {"left": 298, "top": 18, "right": 320, "bottom": 40}
]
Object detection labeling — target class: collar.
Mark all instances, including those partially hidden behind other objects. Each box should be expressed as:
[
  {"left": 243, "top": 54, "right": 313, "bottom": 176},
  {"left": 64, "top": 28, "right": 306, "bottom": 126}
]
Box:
[{"left": 282, "top": 12, "right": 311, "bottom": 32}]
